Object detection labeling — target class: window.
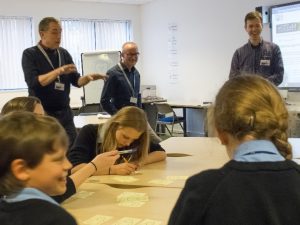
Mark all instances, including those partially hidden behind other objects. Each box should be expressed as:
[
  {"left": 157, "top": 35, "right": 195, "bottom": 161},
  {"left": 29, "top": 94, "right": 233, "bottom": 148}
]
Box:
[
  {"left": 0, "top": 16, "right": 33, "bottom": 90},
  {"left": 0, "top": 17, "right": 131, "bottom": 90},
  {"left": 61, "top": 18, "right": 131, "bottom": 73}
]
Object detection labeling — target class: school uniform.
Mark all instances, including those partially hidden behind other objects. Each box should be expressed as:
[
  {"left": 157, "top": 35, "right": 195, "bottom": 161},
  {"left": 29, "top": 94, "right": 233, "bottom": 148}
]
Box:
[
  {"left": 68, "top": 124, "right": 164, "bottom": 167},
  {"left": 168, "top": 140, "right": 300, "bottom": 225},
  {"left": 0, "top": 188, "right": 77, "bottom": 225}
]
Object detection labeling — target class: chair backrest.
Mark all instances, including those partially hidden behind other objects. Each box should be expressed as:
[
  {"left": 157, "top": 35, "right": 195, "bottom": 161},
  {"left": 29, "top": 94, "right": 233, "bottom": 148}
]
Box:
[
  {"left": 154, "top": 102, "right": 184, "bottom": 136},
  {"left": 143, "top": 103, "right": 158, "bottom": 130},
  {"left": 78, "top": 103, "right": 103, "bottom": 114},
  {"left": 155, "top": 103, "right": 174, "bottom": 115}
]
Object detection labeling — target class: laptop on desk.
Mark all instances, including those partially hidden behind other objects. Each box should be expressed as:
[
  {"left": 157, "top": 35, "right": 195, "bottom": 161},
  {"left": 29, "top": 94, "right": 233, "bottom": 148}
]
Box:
[
  {"left": 141, "top": 85, "right": 166, "bottom": 103},
  {"left": 142, "top": 96, "right": 166, "bottom": 103},
  {"left": 141, "top": 85, "right": 156, "bottom": 98}
]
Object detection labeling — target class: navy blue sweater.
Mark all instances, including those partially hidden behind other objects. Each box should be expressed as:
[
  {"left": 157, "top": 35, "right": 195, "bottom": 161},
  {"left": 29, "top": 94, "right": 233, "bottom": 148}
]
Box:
[
  {"left": 0, "top": 198, "right": 77, "bottom": 225},
  {"left": 22, "top": 46, "right": 80, "bottom": 111},
  {"left": 169, "top": 160, "right": 300, "bottom": 225}
]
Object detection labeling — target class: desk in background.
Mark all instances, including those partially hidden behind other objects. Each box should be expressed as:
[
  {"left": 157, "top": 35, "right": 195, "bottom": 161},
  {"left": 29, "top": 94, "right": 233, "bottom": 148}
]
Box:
[
  {"left": 143, "top": 101, "right": 211, "bottom": 137},
  {"left": 142, "top": 96, "right": 166, "bottom": 104},
  {"left": 74, "top": 114, "right": 108, "bottom": 129},
  {"left": 74, "top": 98, "right": 166, "bottom": 130},
  {"left": 168, "top": 102, "right": 210, "bottom": 137}
]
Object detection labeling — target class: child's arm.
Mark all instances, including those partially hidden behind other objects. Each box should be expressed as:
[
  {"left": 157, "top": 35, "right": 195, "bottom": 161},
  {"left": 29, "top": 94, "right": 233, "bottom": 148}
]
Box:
[
  {"left": 142, "top": 151, "right": 166, "bottom": 165},
  {"left": 70, "top": 150, "right": 119, "bottom": 186},
  {"left": 141, "top": 141, "right": 167, "bottom": 165}
]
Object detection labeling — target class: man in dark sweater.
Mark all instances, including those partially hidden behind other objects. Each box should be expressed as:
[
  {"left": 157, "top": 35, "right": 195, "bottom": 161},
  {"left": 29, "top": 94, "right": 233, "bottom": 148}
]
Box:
[
  {"left": 100, "top": 42, "right": 141, "bottom": 115},
  {"left": 22, "top": 17, "right": 106, "bottom": 147},
  {"left": 100, "top": 42, "right": 162, "bottom": 142}
]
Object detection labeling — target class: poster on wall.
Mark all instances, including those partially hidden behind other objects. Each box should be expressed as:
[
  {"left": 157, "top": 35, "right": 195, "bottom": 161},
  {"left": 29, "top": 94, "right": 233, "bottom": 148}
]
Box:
[{"left": 168, "top": 22, "right": 179, "bottom": 84}]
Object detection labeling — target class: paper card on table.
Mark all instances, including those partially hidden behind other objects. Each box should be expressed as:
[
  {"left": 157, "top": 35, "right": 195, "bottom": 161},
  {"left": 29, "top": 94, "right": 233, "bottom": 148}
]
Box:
[
  {"left": 83, "top": 215, "right": 113, "bottom": 225},
  {"left": 166, "top": 175, "right": 188, "bottom": 181},
  {"left": 97, "top": 113, "right": 111, "bottom": 119},
  {"left": 112, "top": 217, "right": 141, "bottom": 225},
  {"left": 148, "top": 179, "right": 174, "bottom": 186},
  {"left": 119, "top": 201, "right": 145, "bottom": 207},
  {"left": 132, "top": 170, "right": 142, "bottom": 175},
  {"left": 117, "top": 192, "right": 149, "bottom": 207},
  {"left": 75, "top": 190, "right": 95, "bottom": 199},
  {"left": 138, "top": 219, "right": 162, "bottom": 225},
  {"left": 86, "top": 177, "right": 101, "bottom": 183},
  {"left": 113, "top": 176, "right": 139, "bottom": 183}
]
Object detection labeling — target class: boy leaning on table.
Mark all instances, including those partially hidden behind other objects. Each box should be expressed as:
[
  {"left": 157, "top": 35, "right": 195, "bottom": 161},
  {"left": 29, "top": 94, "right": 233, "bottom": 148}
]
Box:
[{"left": 0, "top": 112, "right": 77, "bottom": 225}]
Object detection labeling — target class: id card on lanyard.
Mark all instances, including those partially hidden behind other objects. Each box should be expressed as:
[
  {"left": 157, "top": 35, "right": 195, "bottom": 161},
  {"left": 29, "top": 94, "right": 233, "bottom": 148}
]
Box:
[
  {"left": 260, "top": 59, "right": 270, "bottom": 66},
  {"left": 38, "top": 44, "right": 64, "bottom": 91},
  {"left": 118, "top": 63, "right": 137, "bottom": 104}
]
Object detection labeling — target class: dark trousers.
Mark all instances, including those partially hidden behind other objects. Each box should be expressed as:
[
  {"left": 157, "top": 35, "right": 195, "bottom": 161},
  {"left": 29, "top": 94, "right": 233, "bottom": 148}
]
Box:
[{"left": 46, "top": 106, "right": 77, "bottom": 150}]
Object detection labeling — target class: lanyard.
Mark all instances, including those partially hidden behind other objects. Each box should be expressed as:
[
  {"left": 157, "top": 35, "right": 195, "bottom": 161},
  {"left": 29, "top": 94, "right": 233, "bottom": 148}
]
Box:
[
  {"left": 37, "top": 44, "right": 62, "bottom": 82},
  {"left": 118, "top": 63, "right": 135, "bottom": 97}
]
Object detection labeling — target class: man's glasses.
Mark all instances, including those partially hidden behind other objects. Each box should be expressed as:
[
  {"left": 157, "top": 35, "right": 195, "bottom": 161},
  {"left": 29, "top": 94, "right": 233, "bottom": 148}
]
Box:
[{"left": 125, "top": 52, "right": 140, "bottom": 57}]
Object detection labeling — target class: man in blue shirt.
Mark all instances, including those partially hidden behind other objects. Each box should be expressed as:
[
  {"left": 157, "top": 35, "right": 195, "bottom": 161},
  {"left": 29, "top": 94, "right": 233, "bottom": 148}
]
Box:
[
  {"left": 100, "top": 42, "right": 141, "bottom": 115},
  {"left": 229, "top": 11, "right": 284, "bottom": 86}
]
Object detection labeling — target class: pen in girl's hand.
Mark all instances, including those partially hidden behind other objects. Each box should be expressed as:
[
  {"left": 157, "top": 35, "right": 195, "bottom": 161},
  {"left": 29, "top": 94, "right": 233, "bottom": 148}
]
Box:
[
  {"left": 122, "top": 156, "right": 128, "bottom": 163},
  {"left": 118, "top": 149, "right": 137, "bottom": 155}
]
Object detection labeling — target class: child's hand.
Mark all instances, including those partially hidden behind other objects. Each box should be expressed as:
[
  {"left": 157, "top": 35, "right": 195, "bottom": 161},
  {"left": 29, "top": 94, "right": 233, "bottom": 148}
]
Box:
[
  {"left": 110, "top": 163, "right": 137, "bottom": 175},
  {"left": 91, "top": 150, "right": 120, "bottom": 175},
  {"left": 131, "top": 160, "right": 144, "bottom": 169}
]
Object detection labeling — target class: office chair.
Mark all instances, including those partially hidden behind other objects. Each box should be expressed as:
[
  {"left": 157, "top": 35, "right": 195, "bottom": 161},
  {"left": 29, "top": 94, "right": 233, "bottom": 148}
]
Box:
[{"left": 155, "top": 103, "right": 184, "bottom": 136}]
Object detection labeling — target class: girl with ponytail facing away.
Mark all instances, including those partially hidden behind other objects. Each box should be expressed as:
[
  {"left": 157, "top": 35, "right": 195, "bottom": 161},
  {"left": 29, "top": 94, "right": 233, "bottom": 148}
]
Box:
[{"left": 168, "top": 75, "right": 300, "bottom": 225}]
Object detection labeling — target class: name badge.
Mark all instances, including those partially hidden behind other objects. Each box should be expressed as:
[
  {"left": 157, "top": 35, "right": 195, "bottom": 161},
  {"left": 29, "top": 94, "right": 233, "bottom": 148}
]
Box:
[
  {"left": 54, "top": 82, "right": 65, "bottom": 91},
  {"left": 130, "top": 97, "right": 138, "bottom": 104},
  {"left": 260, "top": 59, "right": 270, "bottom": 66}
]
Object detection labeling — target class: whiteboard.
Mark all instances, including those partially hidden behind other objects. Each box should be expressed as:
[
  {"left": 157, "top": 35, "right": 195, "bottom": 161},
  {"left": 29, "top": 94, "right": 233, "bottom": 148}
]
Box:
[{"left": 81, "top": 51, "right": 120, "bottom": 104}]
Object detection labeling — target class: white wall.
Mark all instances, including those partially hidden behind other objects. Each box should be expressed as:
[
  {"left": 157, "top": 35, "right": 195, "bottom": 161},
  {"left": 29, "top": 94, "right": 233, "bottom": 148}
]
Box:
[
  {"left": 1, "top": 0, "right": 298, "bottom": 109},
  {"left": 140, "top": 0, "right": 297, "bottom": 104},
  {"left": 0, "top": 0, "right": 141, "bottom": 109}
]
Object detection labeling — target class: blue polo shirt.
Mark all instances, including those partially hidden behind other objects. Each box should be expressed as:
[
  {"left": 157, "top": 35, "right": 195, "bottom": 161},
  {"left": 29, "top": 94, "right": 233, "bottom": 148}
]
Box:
[
  {"left": 233, "top": 140, "right": 285, "bottom": 162},
  {"left": 3, "top": 188, "right": 59, "bottom": 206}
]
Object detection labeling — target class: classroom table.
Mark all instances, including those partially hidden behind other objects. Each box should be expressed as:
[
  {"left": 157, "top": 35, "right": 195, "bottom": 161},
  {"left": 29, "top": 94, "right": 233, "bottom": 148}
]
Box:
[
  {"left": 63, "top": 137, "right": 300, "bottom": 225},
  {"left": 74, "top": 114, "right": 107, "bottom": 129},
  {"left": 90, "top": 137, "right": 228, "bottom": 188},
  {"left": 63, "top": 137, "right": 229, "bottom": 225},
  {"left": 63, "top": 136, "right": 300, "bottom": 225},
  {"left": 63, "top": 183, "right": 181, "bottom": 225}
]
